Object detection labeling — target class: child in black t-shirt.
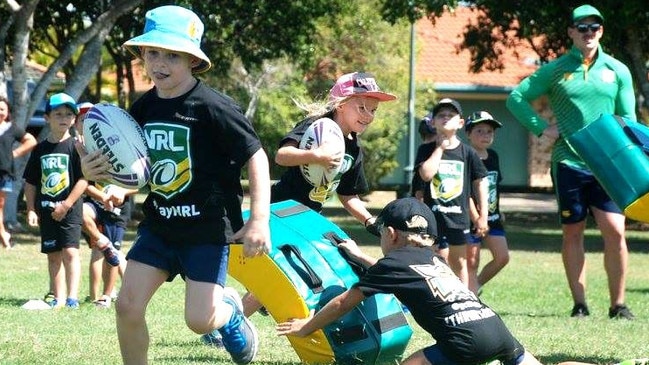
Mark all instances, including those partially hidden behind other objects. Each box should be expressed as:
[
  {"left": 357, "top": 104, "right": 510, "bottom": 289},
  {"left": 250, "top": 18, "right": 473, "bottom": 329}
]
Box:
[
  {"left": 23, "top": 93, "right": 88, "bottom": 309},
  {"left": 276, "top": 197, "right": 542, "bottom": 365},
  {"left": 242, "top": 72, "right": 397, "bottom": 317},
  {"left": 80, "top": 6, "right": 271, "bottom": 364},
  {"left": 465, "top": 111, "right": 510, "bottom": 295},
  {"left": 414, "top": 98, "right": 488, "bottom": 285}
]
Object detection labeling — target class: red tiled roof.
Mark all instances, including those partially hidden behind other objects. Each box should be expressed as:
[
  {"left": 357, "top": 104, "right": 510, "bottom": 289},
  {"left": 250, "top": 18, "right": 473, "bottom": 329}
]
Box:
[{"left": 416, "top": 6, "right": 539, "bottom": 89}]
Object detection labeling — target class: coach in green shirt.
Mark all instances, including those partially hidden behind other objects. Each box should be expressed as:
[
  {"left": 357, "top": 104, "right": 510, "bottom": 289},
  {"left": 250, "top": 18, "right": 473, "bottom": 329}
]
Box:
[{"left": 507, "top": 4, "right": 635, "bottom": 320}]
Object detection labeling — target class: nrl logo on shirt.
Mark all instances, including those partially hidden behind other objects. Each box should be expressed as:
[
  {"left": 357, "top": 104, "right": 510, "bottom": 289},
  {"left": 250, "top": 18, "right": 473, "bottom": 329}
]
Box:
[
  {"left": 431, "top": 160, "right": 464, "bottom": 202},
  {"left": 144, "top": 123, "right": 193, "bottom": 199},
  {"left": 40, "top": 153, "right": 70, "bottom": 198}
]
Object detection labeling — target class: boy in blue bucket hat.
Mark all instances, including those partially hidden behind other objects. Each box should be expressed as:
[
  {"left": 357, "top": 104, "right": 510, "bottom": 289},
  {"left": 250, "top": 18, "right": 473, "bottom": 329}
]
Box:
[{"left": 83, "top": 5, "right": 272, "bottom": 364}]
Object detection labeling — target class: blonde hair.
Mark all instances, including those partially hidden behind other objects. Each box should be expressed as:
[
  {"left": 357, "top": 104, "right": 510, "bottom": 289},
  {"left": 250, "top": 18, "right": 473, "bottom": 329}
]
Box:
[
  {"left": 405, "top": 233, "right": 435, "bottom": 247},
  {"left": 394, "top": 230, "right": 435, "bottom": 248},
  {"left": 293, "top": 95, "right": 350, "bottom": 118}
]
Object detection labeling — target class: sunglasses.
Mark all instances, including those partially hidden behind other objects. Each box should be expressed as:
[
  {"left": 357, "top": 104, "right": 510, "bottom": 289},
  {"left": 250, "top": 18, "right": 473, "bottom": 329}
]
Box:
[{"left": 574, "top": 23, "right": 601, "bottom": 33}]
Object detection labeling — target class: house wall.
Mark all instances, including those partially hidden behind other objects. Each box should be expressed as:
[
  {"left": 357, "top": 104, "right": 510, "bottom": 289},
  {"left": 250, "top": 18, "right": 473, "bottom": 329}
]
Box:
[{"left": 378, "top": 93, "right": 554, "bottom": 192}]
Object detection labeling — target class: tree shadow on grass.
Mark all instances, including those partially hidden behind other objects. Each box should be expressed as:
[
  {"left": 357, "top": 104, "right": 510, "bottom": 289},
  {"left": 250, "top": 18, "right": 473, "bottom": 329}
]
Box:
[
  {"left": 0, "top": 296, "right": 33, "bottom": 307},
  {"left": 540, "top": 352, "right": 619, "bottom": 365}
]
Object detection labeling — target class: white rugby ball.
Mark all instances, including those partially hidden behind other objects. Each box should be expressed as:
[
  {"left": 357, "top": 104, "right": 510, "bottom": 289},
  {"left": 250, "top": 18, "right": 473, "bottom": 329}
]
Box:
[
  {"left": 298, "top": 117, "right": 345, "bottom": 187},
  {"left": 82, "top": 103, "right": 151, "bottom": 189}
]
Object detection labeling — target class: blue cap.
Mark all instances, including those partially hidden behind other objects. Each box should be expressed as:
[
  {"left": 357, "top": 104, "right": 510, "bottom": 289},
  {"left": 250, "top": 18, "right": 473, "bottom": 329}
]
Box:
[
  {"left": 123, "top": 5, "right": 211, "bottom": 73},
  {"left": 46, "top": 93, "right": 79, "bottom": 115}
]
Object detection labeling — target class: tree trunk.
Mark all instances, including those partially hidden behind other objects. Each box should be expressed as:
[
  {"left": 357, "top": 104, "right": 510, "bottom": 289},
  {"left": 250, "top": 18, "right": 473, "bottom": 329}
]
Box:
[{"left": 623, "top": 29, "right": 649, "bottom": 118}]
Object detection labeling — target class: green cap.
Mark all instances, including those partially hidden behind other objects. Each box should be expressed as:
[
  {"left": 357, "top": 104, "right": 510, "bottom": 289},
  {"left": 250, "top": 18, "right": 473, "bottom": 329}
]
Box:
[{"left": 572, "top": 4, "right": 604, "bottom": 23}]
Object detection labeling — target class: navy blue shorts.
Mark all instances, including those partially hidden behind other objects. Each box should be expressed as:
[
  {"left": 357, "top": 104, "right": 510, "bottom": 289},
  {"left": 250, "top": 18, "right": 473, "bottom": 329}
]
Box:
[
  {"left": 83, "top": 201, "right": 126, "bottom": 250},
  {"left": 126, "top": 225, "right": 229, "bottom": 285},
  {"left": 552, "top": 163, "right": 621, "bottom": 224},
  {"left": 423, "top": 345, "right": 525, "bottom": 365},
  {"left": 435, "top": 227, "right": 470, "bottom": 249},
  {"left": 468, "top": 228, "right": 506, "bottom": 244}
]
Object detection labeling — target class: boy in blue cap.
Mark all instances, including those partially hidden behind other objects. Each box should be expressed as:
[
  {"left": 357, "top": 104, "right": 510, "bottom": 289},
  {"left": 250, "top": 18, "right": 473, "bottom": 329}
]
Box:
[
  {"left": 81, "top": 5, "right": 271, "bottom": 364},
  {"left": 23, "top": 93, "right": 88, "bottom": 309}
]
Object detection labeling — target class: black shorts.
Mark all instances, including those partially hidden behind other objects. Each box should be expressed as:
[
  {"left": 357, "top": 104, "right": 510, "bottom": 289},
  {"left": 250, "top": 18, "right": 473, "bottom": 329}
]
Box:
[
  {"left": 435, "top": 227, "right": 470, "bottom": 249},
  {"left": 39, "top": 212, "right": 82, "bottom": 253}
]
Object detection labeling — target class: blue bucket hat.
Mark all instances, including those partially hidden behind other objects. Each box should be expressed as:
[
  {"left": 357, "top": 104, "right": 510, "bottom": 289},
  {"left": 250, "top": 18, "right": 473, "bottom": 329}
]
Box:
[
  {"left": 46, "top": 93, "right": 79, "bottom": 115},
  {"left": 123, "top": 6, "right": 211, "bottom": 74}
]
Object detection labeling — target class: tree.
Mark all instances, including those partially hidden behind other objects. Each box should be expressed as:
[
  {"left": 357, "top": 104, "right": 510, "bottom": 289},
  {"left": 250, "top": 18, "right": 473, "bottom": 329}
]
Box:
[
  {"left": 1, "top": 0, "right": 142, "bottom": 129},
  {"left": 457, "top": 1, "right": 648, "bottom": 118}
]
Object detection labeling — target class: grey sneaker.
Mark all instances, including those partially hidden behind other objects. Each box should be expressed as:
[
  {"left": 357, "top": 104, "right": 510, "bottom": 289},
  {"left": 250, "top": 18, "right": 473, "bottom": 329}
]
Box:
[{"left": 218, "top": 287, "right": 259, "bottom": 364}]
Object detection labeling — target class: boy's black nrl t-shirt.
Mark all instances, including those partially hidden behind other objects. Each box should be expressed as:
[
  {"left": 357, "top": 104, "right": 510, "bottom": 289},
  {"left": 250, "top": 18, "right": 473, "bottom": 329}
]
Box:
[
  {"left": 130, "top": 81, "right": 263, "bottom": 244},
  {"left": 415, "top": 142, "right": 487, "bottom": 229},
  {"left": 23, "top": 138, "right": 84, "bottom": 224}
]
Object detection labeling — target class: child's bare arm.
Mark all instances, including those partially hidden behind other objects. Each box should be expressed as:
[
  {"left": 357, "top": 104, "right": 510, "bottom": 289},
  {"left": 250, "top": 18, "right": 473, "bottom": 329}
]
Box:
[
  {"left": 473, "top": 177, "right": 489, "bottom": 236},
  {"left": 52, "top": 179, "right": 89, "bottom": 222}
]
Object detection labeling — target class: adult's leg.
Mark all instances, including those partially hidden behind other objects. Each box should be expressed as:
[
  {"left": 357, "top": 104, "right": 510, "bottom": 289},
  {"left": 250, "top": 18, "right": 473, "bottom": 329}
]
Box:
[
  {"left": 478, "top": 235, "right": 510, "bottom": 286},
  {"left": 115, "top": 260, "right": 167, "bottom": 365},
  {"left": 591, "top": 207, "right": 627, "bottom": 308},
  {"left": 562, "top": 220, "right": 587, "bottom": 306}
]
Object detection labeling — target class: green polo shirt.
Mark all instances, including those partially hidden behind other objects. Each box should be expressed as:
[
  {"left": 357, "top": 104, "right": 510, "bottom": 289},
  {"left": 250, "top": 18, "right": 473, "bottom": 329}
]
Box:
[{"left": 506, "top": 45, "right": 636, "bottom": 168}]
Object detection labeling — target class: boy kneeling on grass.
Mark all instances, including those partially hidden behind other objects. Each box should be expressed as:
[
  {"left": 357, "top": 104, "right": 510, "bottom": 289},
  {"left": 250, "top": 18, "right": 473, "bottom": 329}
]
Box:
[{"left": 276, "top": 197, "right": 542, "bottom": 365}]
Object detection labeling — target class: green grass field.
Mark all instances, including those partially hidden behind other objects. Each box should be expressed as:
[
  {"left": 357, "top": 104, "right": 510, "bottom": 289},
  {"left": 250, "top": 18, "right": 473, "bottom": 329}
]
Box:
[{"left": 1, "top": 196, "right": 648, "bottom": 364}]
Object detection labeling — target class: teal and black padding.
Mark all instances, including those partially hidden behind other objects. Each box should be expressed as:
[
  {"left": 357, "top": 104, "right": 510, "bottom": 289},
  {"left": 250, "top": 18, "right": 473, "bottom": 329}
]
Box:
[
  {"left": 245, "top": 200, "right": 413, "bottom": 364},
  {"left": 567, "top": 114, "right": 649, "bottom": 211}
]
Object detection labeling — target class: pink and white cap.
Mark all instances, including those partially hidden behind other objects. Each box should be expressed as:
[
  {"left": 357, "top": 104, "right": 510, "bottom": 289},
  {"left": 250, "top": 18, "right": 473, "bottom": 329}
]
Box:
[{"left": 329, "top": 72, "right": 397, "bottom": 102}]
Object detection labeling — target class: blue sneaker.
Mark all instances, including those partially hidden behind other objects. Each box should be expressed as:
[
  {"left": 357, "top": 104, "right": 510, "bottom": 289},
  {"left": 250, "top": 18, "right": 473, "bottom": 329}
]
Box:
[
  {"left": 201, "top": 330, "right": 224, "bottom": 348},
  {"left": 65, "top": 298, "right": 80, "bottom": 309},
  {"left": 218, "top": 287, "right": 259, "bottom": 364},
  {"left": 49, "top": 298, "right": 63, "bottom": 309}
]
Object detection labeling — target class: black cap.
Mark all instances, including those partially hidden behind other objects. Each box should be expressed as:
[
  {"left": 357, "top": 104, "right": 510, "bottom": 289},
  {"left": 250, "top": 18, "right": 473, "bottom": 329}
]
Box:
[
  {"left": 431, "top": 98, "right": 462, "bottom": 117},
  {"left": 373, "top": 198, "right": 437, "bottom": 238}
]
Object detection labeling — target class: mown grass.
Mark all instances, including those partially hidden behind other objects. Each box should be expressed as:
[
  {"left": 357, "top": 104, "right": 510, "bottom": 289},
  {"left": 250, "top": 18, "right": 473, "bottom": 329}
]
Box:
[{"left": 0, "top": 195, "right": 648, "bottom": 364}]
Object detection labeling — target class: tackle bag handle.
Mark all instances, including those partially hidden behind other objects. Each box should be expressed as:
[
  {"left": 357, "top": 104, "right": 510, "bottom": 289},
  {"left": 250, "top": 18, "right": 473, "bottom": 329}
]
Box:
[
  {"left": 279, "top": 244, "right": 324, "bottom": 294},
  {"left": 323, "top": 232, "right": 370, "bottom": 277}
]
